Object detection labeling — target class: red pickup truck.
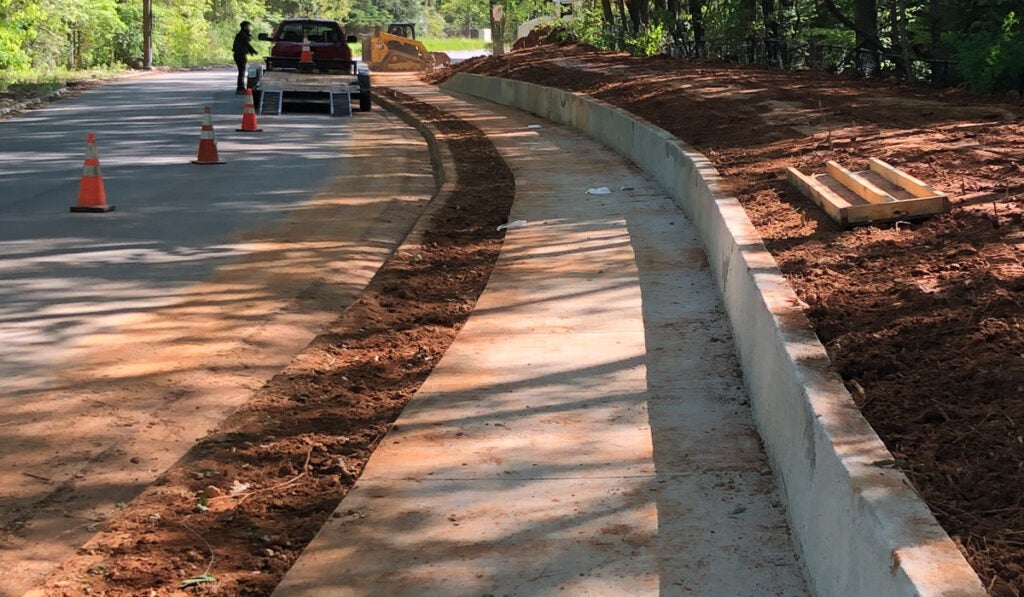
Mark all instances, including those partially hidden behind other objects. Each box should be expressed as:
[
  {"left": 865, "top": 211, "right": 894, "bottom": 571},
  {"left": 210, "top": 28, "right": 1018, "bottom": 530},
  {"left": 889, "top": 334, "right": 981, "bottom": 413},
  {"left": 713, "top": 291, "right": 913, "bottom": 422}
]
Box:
[{"left": 258, "top": 18, "right": 356, "bottom": 72}]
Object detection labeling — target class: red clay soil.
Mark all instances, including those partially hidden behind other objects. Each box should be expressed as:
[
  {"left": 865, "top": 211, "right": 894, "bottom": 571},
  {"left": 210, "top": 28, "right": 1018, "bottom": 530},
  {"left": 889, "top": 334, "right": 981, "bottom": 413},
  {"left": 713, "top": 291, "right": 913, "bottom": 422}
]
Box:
[
  {"left": 437, "top": 42, "right": 1024, "bottom": 595},
  {"left": 33, "top": 89, "right": 515, "bottom": 596}
]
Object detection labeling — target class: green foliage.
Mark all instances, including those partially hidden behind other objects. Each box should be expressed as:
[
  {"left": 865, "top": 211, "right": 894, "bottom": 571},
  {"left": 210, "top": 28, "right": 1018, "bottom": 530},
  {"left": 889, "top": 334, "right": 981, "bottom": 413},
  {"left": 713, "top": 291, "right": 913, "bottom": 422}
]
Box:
[
  {"left": 420, "top": 5, "right": 446, "bottom": 38},
  {"left": 154, "top": 0, "right": 214, "bottom": 65},
  {"left": 266, "top": 0, "right": 351, "bottom": 23},
  {"left": 800, "top": 26, "right": 854, "bottom": 47},
  {"left": 949, "top": 11, "right": 1024, "bottom": 93},
  {"left": 495, "top": 0, "right": 553, "bottom": 44},
  {"left": 347, "top": 0, "right": 421, "bottom": 25},
  {"left": 439, "top": 0, "right": 489, "bottom": 36},
  {"left": 112, "top": 1, "right": 143, "bottom": 66},
  {"left": 346, "top": 0, "right": 391, "bottom": 28},
  {"left": 67, "top": 0, "right": 129, "bottom": 68},
  {"left": 566, "top": 3, "right": 612, "bottom": 49},
  {"left": 0, "top": 0, "right": 43, "bottom": 69},
  {"left": 0, "top": 66, "right": 122, "bottom": 94},
  {"left": 0, "top": 0, "right": 1021, "bottom": 97},
  {"left": 623, "top": 22, "right": 664, "bottom": 56},
  {"left": 419, "top": 36, "right": 489, "bottom": 51}
]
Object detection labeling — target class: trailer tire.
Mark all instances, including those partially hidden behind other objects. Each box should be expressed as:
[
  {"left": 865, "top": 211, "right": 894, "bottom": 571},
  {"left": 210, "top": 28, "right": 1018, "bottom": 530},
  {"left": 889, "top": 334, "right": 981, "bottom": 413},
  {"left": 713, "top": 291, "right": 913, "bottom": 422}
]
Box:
[{"left": 359, "top": 92, "right": 372, "bottom": 112}]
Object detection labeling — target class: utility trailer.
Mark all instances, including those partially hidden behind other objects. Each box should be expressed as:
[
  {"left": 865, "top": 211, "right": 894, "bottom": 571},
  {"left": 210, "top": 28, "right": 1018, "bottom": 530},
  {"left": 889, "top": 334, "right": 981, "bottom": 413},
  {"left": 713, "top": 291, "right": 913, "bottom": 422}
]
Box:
[
  {"left": 250, "top": 67, "right": 371, "bottom": 116},
  {"left": 248, "top": 18, "right": 372, "bottom": 116}
]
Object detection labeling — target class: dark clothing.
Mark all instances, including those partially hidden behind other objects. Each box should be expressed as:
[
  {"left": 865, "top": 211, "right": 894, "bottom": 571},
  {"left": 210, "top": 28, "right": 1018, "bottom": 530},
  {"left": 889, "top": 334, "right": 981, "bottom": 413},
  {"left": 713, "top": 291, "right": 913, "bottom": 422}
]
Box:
[
  {"left": 233, "top": 29, "right": 256, "bottom": 59},
  {"left": 233, "top": 28, "right": 257, "bottom": 91},
  {"left": 235, "top": 55, "right": 247, "bottom": 92}
]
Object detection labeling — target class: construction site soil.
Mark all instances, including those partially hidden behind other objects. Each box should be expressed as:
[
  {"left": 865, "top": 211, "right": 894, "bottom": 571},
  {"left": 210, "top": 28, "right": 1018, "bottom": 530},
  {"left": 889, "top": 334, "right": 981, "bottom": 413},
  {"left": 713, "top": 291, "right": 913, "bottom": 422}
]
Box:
[{"left": 436, "top": 41, "right": 1024, "bottom": 595}]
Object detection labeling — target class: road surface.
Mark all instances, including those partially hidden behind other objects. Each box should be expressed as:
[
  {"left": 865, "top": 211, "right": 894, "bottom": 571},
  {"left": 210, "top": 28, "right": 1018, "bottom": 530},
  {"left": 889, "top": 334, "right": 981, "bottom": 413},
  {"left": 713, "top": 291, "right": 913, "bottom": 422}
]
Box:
[{"left": 0, "top": 68, "right": 435, "bottom": 594}]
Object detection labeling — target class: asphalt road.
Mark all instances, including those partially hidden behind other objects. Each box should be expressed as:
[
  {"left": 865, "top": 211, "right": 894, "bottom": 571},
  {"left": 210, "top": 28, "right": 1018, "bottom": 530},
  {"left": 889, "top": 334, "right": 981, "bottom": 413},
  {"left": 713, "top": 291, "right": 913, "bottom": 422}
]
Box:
[
  {"left": 1, "top": 69, "right": 368, "bottom": 390},
  {"left": 0, "top": 67, "right": 435, "bottom": 594}
]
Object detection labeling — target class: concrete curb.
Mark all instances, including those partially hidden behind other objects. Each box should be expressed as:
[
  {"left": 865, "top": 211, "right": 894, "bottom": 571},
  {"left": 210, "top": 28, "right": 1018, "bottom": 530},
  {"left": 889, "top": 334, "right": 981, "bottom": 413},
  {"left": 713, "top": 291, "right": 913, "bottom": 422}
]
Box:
[
  {"left": 440, "top": 73, "right": 985, "bottom": 597},
  {"left": 373, "top": 90, "right": 458, "bottom": 248}
]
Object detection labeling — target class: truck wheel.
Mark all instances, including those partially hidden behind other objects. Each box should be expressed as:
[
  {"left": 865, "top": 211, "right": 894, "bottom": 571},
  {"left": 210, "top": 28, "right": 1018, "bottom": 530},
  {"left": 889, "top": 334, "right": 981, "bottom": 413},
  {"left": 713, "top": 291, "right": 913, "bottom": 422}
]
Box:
[{"left": 359, "top": 92, "right": 372, "bottom": 112}]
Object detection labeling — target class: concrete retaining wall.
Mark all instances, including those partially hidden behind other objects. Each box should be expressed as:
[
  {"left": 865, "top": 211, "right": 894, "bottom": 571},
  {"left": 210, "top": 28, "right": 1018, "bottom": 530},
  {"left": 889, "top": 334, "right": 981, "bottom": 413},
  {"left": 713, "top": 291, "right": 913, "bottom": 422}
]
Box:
[{"left": 440, "top": 72, "right": 985, "bottom": 597}]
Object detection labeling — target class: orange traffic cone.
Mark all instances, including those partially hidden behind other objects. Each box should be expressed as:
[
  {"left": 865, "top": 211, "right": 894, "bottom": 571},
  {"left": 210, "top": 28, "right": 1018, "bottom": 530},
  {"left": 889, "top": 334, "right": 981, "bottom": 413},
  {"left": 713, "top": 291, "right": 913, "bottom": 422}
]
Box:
[
  {"left": 192, "top": 106, "right": 225, "bottom": 165},
  {"left": 71, "top": 133, "right": 115, "bottom": 213},
  {"left": 298, "top": 33, "right": 315, "bottom": 72},
  {"left": 237, "top": 89, "right": 262, "bottom": 132}
]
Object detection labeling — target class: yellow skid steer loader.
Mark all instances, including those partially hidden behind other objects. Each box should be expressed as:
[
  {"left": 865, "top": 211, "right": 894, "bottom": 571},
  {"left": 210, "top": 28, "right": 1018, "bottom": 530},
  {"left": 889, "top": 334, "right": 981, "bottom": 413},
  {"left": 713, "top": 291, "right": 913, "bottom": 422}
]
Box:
[{"left": 362, "top": 23, "right": 450, "bottom": 71}]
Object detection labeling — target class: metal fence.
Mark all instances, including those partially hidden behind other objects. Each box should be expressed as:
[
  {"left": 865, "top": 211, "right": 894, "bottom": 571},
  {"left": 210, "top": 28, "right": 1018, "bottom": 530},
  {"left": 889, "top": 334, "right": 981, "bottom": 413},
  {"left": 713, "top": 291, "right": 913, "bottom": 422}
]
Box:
[{"left": 662, "top": 38, "right": 960, "bottom": 88}]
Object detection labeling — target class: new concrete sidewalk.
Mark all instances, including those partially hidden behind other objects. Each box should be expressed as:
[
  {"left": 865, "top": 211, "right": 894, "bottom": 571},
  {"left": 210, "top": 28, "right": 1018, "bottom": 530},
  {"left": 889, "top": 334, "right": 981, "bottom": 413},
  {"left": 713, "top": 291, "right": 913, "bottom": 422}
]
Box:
[{"left": 275, "top": 81, "right": 809, "bottom": 595}]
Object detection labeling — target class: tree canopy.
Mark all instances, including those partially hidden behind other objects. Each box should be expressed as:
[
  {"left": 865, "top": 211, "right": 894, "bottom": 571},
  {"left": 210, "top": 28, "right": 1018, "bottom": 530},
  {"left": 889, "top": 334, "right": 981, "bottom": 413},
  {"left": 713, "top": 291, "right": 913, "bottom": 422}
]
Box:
[
  {"left": 0, "top": 0, "right": 1020, "bottom": 93},
  {"left": 565, "top": 0, "right": 1023, "bottom": 91}
]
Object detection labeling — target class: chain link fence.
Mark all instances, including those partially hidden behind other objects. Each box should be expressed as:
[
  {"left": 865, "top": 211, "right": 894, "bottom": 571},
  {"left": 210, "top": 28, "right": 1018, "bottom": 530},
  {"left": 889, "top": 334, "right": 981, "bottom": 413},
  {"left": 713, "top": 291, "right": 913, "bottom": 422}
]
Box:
[{"left": 662, "top": 37, "right": 959, "bottom": 87}]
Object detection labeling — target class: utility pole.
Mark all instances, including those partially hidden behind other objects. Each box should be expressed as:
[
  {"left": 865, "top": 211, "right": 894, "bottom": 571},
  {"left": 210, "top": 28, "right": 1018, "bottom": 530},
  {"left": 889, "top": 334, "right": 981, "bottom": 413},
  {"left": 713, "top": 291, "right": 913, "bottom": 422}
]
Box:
[{"left": 143, "top": 0, "right": 152, "bottom": 69}]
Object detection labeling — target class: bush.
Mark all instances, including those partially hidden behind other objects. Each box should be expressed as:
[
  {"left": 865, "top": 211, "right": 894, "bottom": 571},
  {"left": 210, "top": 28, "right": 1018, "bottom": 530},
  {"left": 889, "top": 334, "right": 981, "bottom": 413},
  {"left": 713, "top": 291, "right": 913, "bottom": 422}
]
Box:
[
  {"left": 624, "top": 22, "right": 664, "bottom": 56},
  {"left": 950, "top": 11, "right": 1024, "bottom": 93}
]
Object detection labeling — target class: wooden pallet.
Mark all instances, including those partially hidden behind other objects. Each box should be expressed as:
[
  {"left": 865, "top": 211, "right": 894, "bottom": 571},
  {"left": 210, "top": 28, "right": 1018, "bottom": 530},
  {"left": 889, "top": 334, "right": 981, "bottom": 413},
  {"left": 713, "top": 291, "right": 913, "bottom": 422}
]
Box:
[{"left": 787, "top": 158, "right": 950, "bottom": 227}]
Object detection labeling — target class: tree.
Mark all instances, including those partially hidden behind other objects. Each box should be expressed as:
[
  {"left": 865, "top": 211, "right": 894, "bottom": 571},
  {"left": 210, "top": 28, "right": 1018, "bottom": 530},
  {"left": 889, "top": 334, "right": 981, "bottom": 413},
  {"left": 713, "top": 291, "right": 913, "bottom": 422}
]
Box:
[{"left": 440, "top": 0, "right": 489, "bottom": 36}]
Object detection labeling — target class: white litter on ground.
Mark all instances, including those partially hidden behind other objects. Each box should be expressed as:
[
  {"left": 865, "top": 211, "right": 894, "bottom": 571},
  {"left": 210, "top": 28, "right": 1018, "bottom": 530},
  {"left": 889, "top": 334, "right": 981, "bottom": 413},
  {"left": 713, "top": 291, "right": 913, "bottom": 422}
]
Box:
[
  {"left": 497, "top": 219, "right": 528, "bottom": 231},
  {"left": 586, "top": 187, "right": 612, "bottom": 195}
]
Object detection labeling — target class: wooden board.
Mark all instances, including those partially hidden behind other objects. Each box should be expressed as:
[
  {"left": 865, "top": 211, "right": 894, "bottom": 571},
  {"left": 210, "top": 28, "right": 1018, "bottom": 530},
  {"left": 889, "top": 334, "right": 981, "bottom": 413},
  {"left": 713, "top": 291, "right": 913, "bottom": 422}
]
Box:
[
  {"left": 786, "top": 167, "right": 849, "bottom": 224},
  {"left": 788, "top": 160, "right": 950, "bottom": 227},
  {"left": 868, "top": 158, "right": 947, "bottom": 199},
  {"left": 826, "top": 161, "right": 896, "bottom": 204}
]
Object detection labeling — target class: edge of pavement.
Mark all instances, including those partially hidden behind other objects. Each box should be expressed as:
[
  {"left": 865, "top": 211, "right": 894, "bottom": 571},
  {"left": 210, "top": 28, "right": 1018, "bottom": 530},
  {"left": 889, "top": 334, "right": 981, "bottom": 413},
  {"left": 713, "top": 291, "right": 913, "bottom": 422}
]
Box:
[
  {"left": 0, "top": 67, "right": 230, "bottom": 119},
  {"left": 372, "top": 88, "right": 458, "bottom": 249},
  {"left": 438, "top": 72, "right": 986, "bottom": 597}
]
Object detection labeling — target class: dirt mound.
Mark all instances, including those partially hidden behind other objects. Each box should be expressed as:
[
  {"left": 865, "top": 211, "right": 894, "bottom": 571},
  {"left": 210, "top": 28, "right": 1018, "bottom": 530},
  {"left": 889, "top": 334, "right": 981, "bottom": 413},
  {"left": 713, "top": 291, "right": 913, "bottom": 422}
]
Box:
[{"left": 512, "top": 26, "right": 563, "bottom": 50}]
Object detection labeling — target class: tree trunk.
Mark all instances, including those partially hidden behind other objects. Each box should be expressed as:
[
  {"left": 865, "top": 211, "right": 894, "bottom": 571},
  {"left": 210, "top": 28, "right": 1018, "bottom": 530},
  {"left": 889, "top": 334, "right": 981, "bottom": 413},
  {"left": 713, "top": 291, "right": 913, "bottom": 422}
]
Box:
[
  {"left": 688, "top": 0, "right": 704, "bottom": 56},
  {"left": 928, "top": 0, "right": 944, "bottom": 84},
  {"left": 143, "top": 0, "right": 152, "bottom": 69},
  {"left": 616, "top": 0, "right": 630, "bottom": 41},
  {"left": 778, "top": 0, "right": 795, "bottom": 64},
  {"left": 667, "top": 0, "right": 680, "bottom": 50},
  {"left": 897, "top": 0, "right": 912, "bottom": 79},
  {"left": 853, "top": 0, "right": 879, "bottom": 75},
  {"left": 739, "top": 0, "right": 756, "bottom": 62},
  {"left": 823, "top": 0, "right": 882, "bottom": 75},
  {"left": 928, "top": 0, "right": 941, "bottom": 51},
  {"left": 491, "top": 3, "right": 504, "bottom": 56},
  {"left": 626, "top": 0, "right": 643, "bottom": 32},
  {"left": 761, "top": 0, "right": 779, "bottom": 65},
  {"left": 601, "top": 0, "right": 615, "bottom": 27}
]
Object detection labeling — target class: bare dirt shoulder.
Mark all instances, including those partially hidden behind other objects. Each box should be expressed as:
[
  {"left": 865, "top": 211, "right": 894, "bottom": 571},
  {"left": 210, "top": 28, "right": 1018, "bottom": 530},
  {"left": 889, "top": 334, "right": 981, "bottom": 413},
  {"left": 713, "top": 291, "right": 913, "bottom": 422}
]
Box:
[
  {"left": 441, "top": 43, "right": 1024, "bottom": 594},
  {"left": 32, "top": 89, "right": 515, "bottom": 596}
]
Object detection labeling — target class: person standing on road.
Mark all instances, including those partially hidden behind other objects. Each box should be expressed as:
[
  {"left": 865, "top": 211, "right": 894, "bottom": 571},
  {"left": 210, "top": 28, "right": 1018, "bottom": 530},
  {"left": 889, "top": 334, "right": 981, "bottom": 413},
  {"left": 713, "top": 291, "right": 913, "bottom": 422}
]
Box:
[{"left": 233, "top": 21, "right": 258, "bottom": 94}]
